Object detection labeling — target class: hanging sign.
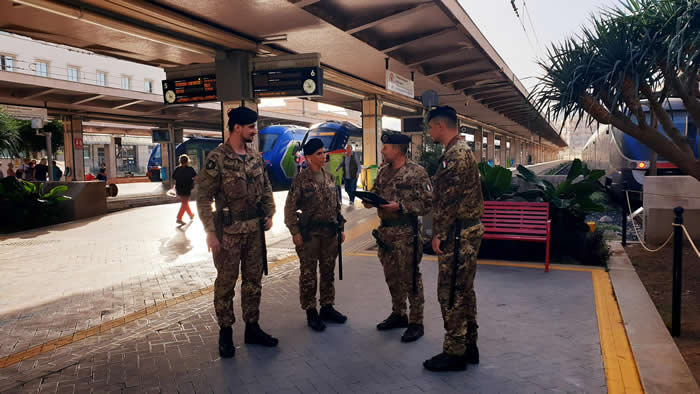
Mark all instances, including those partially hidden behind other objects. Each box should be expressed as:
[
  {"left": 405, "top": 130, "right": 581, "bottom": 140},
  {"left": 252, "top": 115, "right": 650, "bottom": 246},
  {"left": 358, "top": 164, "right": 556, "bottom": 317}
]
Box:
[{"left": 386, "top": 70, "right": 414, "bottom": 98}]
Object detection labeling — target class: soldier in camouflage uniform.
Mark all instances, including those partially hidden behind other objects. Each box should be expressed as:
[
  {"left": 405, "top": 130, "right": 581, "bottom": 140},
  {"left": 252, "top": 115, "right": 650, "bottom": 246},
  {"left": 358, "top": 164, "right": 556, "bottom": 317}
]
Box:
[
  {"left": 422, "top": 106, "right": 485, "bottom": 372},
  {"left": 284, "top": 138, "right": 347, "bottom": 332},
  {"left": 197, "top": 107, "right": 279, "bottom": 358},
  {"left": 366, "top": 132, "right": 432, "bottom": 343}
]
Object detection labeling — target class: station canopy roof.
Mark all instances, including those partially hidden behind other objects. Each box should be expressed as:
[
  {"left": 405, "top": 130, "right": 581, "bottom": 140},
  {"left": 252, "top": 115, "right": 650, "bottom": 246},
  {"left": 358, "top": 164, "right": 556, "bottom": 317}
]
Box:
[{"left": 0, "top": 0, "right": 566, "bottom": 147}]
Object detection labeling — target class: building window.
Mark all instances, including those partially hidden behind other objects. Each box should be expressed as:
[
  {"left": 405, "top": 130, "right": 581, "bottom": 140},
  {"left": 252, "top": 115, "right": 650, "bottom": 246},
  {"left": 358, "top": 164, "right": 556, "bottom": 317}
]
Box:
[
  {"left": 121, "top": 76, "right": 131, "bottom": 90},
  {"left": 96, "top": 71, "right": 106, "bottom": 86},
  {"left": 144, "top": 80, "right": 152, "bottom": 93},
  {"left": 68, "top": 66, "right": 79, "bottom": 82},
  {"left": 35, "top": 61, "right": 48, "bottom": 77},
  {"left": 0, "top": 55, "right": 14, "bottom": 72}
]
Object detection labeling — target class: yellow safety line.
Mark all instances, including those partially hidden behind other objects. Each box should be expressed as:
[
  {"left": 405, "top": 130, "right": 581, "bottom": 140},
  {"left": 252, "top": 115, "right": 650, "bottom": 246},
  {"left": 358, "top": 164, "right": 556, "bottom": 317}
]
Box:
[
  {"left": 0, "top": 218, "right": 380, "bottom": 369},
  {"left": 592, "top": 270, "right": 644, "bottom": 393}
]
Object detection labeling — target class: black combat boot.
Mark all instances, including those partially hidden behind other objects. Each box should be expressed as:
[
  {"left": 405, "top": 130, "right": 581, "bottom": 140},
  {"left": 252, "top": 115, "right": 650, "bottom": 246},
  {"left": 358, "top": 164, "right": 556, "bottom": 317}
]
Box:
[
  {"left": 400, "top": 323, "right": 424, "bottom": 343},
  {"left": 464, "top": 344, "right": 479, "bottom": 364},
  {"left": 319, "top": 305, "right": 347, "bottom": 324},
  {"left": 218, "top": 326, "right": 235, "bottom": 358},
  {"left": 376, "top": 313, "right": 409, "bottom": 331},
  {"left": 244, "top": 322, "right": 279, "bottom": 347},
  {"left": 423, "top": 352, "right": 467, "bottom": 372},
  {"left": 306, "top": 308, "right": 326, "bottom": 332}
]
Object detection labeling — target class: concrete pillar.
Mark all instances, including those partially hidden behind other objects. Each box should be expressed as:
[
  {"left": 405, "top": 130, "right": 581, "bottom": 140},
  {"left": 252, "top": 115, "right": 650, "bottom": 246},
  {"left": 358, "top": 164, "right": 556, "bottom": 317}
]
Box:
[
  {"left": 105, "top": 137, "right": 117, "bottom": 180},
  {"left": 487, "top": 131, "right": 495, "bottom": 164},
  {"left": 512, "top": 139, "right": 520, "bottom": 167},
  {"left": 500, "top": 135, "right": 507, "bottom": 167},
  {"left": 474, "top": 126, "right": 483, "bottom": 160},
  {"left": 62, "top": 115, "right": 85, "bottom": 181},
  {"left": 361, "top": 95, "right": 382, "bottom": 166}
]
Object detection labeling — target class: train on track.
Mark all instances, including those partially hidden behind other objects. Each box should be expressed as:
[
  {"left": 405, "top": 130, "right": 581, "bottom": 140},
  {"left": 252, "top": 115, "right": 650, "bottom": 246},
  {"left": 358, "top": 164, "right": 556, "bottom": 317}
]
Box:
[{"left": 582, "top": 98, "right": 698, "bottom": 201}]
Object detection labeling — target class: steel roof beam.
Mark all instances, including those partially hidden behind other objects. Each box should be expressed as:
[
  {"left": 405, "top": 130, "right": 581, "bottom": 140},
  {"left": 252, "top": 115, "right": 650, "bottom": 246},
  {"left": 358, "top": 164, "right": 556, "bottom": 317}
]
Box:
[
  {"left": 472, "top": 91, "right": 517, "bottom": 101},
  {"left": 380, "top": 27, "right": 457, "bottom": 53},
  {"left": 441, "top": 70, "right": 499, "bottom": 85},
  {"left": 345, "top": 3, "right": 436, "bottom": 35},
  {"left": 423, "top": 58, "right": 483, "bottom": 77},
  {"left": 450, "top": 74, "right": 503, "bottom": 89},
  {"left": 404, "top": 46, "right": 473, "bottom": 67},
  {"left": 480, "top": 96, "right": 523, "bottom": 106},
  {"left": 71, "top": 94, "right": 105, "bottom": 105},
  {"left": 22, "top": 88, "right": 57, "bottom": 100},
  {"left": 112, "top": 100, "right": 144, "bottom": 110},
  {"left": 462, "top": 82, "right": 512, "bottom": 95}
]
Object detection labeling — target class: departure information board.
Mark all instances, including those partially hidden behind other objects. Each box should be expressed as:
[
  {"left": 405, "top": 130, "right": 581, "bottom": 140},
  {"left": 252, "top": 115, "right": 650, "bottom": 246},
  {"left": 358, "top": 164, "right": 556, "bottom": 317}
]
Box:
[
  {"left": 162, "top": 75, "right": 217, "bottom": 104},
  {"left": 251, "top": 66, "right": 323, "bottom": 98}
]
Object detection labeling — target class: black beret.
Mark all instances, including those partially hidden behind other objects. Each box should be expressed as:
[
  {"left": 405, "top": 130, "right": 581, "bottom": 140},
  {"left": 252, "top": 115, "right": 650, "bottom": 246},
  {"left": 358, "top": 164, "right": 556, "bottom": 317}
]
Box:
[
  {"left": 303, "top": 138, "right": 324, "bottom": 156},
  {"left": 228, "top": 107, "right": 258, "bottom": 130},
  {"left": 427, "top": 105, "right": 457, "bottom": 123},
  {"left": 381, "top": 132, "right": 410, "bottom": 145}
]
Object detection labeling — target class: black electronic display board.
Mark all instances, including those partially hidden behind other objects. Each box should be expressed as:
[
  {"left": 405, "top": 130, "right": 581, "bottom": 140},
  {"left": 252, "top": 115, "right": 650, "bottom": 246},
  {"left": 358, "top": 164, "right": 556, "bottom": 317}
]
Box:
[
  {"left": 251, "top": 66, "right": 323, "bottom": 98},
  {"left": 162, "top": 75, "right": 217, "bottom": 104}
]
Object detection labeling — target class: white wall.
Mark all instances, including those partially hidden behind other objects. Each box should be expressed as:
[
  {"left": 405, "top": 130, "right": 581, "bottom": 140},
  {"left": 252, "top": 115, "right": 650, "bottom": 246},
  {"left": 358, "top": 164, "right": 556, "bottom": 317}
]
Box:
[{"left": 0, "top": 32, "right": 165, "bottom": 93}]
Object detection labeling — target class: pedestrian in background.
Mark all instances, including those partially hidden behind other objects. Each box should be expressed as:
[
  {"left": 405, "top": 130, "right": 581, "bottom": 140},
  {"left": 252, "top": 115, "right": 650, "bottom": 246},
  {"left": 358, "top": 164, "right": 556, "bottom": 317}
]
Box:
[
  {"left": 367, "top": 132, "right": 432, "bottom": 343},
  {"left": 172, "top": 154, "right": 197, "bottom": 225},
  {"left": 0, "top": 163, "right": 4, "bottom": 178},
  {"left": 6, "top": 162, "right": 15, "bottom": 178},
  {"left": 34, "top": 158, "right": 48, "bottom": 181},
  {"left": 335, "top": 144, "right": 361, "bottom": 205},
  {"left": 197, "top": 106, "right": 278, "bottom": 359},
  {"left": 423, "top": 105, "right": 485, "bottom": 372},
  {"left": 284, "top": 138, "right": 347, "bottom": 332},
  {"left": 96, "top": 163, "right": 107, "bottom": 181},
  {"left": 52, "top": 161, "right": 62, "bottom": 181}
]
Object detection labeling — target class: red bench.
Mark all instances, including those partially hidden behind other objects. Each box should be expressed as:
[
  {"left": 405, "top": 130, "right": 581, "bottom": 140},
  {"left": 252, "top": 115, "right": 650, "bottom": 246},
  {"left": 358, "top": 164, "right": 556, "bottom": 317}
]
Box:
[{"left": 482, "top": 201, "right": 552, "bottom": 272}]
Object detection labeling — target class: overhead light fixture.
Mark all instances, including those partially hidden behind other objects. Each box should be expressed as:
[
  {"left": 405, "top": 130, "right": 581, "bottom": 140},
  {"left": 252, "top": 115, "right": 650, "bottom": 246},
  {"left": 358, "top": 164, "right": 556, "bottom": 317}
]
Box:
[
  {"left": 383, "top": 101, "right": 418, "bottom": 113},
  {"left": 260, "top": 34, "right": 288, "bottom": 44},
  {"left": 324, "top": 84, "right": 366, "bottom": 100}
]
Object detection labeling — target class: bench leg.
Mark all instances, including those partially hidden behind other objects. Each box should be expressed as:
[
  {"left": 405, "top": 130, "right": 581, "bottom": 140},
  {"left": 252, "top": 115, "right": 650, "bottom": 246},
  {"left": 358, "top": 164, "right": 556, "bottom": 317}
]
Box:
[{"left": 545, "top": 221, "right": 551, "bottom": 272}]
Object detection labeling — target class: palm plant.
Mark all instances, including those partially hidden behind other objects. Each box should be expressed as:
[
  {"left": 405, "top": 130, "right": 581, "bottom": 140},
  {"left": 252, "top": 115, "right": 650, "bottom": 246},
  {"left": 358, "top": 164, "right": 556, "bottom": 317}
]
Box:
[
  {"left": 531, "top": 0, "right": 700, "bottom": 180},
  {"left": 0, "top": 109, "right": 20, "bottom": 155}
]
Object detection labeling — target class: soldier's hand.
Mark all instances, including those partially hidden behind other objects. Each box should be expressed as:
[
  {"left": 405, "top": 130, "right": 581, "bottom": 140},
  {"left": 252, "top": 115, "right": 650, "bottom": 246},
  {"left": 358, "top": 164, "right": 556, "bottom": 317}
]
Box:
[
  {"left": 341, "top": 232, "right": 346, "bottom": 243},
  {"left": 207, "top": 232, "right": 221, "bottom": 254},
  {"left": 362, "top": 201, "right": 374, "bottom": 209},
  {"left": 432, "top": 236, "right": 444, "bottom": 255},
  {"left": 380, "top": 201, "right": 400, "bottom": 212},
  {"left": 293, "top": 233, "right": 303, "bottom": 247},
  {"left": 264, "top": 217, "right": 273, "bottom": 231}
]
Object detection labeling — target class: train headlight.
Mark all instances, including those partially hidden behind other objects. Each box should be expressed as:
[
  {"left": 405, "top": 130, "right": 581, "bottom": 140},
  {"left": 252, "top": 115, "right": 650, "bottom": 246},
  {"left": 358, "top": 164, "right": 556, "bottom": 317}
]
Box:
[{"left": 636, "top": 162, "right": 647, "bottom": 169}]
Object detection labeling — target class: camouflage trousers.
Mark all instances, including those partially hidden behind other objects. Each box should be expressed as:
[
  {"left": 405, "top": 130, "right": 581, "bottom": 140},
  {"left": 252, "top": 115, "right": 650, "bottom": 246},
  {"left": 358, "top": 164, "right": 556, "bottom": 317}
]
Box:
[
  {"left": 212, "top": 232, "right": 264, "bottom": 327},
  {"left": 437, "top": 224, "right": 484, "bottom": 356},
  {"left": 377, "top": 226, "right": 424, "bottom": 324},
  {"left": 295, "top": 230, "right": 339, "bottom": 310}
]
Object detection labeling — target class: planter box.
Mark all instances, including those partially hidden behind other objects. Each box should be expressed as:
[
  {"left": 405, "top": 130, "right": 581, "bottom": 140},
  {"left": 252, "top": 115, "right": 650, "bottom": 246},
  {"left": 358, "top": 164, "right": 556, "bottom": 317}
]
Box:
[
  {"left": 31, "top": 181, "right": 107, "bottom": 221},
  {"left": 643, "top": 176, "right": 700, "bottom": 245}
]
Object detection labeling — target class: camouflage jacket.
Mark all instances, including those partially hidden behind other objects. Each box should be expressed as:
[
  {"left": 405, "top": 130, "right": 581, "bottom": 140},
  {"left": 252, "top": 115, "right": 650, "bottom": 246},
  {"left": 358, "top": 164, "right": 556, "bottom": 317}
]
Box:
[
  {"left": 196, "top": 142, "right": 275, "bottom": 234},
  {"left": 372, "top": 159, "right": 432, "bottom": 221},
  {"left": 432, "top": 135, "right": 484, "bottom": 241},
  {"left": 284, "top": 167, "right": 343, "bottom": 236}
]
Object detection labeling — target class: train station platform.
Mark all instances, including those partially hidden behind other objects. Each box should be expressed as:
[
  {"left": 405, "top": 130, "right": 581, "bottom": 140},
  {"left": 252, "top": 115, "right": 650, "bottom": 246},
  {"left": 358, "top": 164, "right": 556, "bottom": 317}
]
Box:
[{"left": 0, "top": 194, "right": 662, "bottom": 393}]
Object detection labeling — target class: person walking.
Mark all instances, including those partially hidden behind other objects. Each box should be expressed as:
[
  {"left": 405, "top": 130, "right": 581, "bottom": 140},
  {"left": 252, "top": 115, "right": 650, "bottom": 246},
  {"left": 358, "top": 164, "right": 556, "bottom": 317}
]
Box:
[
  {"left": 284, "top": 138, "right": 347, "bottom": 332},
  {"left": 196, "top": 106, "right": 278, "bottom": 359},
  {"left": 52, "top": 161, "right": 62, "bottom": 181},
  {"left": 365, "top": 132, "right": 432, "bottom": 343},
  {"left": 423, "top": 106, "right": 485, "bottom": 372},
  {"left": 335, "top": 144, "right": 361, "bottom": 205},
  {"left": 172, "top": 154, "right": 197, "bottom": 225}
]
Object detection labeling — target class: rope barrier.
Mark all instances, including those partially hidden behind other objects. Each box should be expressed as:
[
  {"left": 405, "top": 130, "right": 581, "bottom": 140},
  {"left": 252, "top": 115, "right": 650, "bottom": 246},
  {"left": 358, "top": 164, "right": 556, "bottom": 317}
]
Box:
[
  {"left": 674, "top": 223, "right": 700, "bottom": 258},
  {"left": 625, "top": 190, "right": 674, "bottom": 252}
]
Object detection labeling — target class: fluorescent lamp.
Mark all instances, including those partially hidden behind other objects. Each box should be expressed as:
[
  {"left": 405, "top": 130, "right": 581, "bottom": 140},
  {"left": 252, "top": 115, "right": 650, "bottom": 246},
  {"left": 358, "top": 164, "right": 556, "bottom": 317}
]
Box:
[
  {"left": 383, "top": 101, "right": 418, "bottom": 113},
  {"left": 324, "top": 84, "right": 366, "bottom": 99}
]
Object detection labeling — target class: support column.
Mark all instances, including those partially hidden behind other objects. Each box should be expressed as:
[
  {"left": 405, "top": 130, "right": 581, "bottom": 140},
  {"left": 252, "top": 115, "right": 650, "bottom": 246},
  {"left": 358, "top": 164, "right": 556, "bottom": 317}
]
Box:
[
  {"left": 487, "top": 131, "right": 495, "bottom": 164},
  {"left": 105, "top": 136, "right": 117, "bottom": 180},
  {"left": 512, "top": 139, "right": 521, "bottom": 167},
  {"left": 362, "top": 95, "right": 382, "bottom": 166},
  {"left": 499, "top": 135, "right": 507, "bottom": 167},
  {"left": 62, "top": 115, "right": 85, "bottom": 181},
  {"left": 410, "top": 134, "right": 422, "bottom": 162},
  {"left": 474, "top": 126, "right": 483, "bottom": 160}
]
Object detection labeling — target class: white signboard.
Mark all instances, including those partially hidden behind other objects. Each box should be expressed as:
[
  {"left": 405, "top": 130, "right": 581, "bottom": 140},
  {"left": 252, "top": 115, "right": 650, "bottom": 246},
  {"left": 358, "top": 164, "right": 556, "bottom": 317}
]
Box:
[
  {"left": 385, "top": 70, "right": 414, "bottom": 99},
  {"left": 0, "top": 105, "right": 48, "bottom": 121}
]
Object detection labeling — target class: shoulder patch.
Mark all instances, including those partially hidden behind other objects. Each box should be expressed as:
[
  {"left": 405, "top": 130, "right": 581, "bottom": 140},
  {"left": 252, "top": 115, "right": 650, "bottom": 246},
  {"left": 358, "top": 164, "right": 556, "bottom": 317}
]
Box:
[
  {"left": 426, "top": 184, "right": 433, "bottom": 192},
  {"left": 441, "top": 160, "right": 447, "bottom": 169},
  {"left": 206, "top": 159, "right": 217, "bottom": 170}
]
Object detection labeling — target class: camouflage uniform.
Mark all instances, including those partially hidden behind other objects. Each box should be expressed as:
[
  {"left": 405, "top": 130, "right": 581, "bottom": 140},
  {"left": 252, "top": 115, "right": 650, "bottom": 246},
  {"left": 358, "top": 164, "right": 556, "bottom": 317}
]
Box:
[
  {"left": 432, "top": 136, "right": 484, "bottom": 356},
  {"left": 284, "top": 167, "right": 343, "bottom": 310},
  {"left": 372, "top": 160, "right": 432, "bottom": 324},
  {"left": 197, "top": 143, "right": 275, "bottom": 327}
]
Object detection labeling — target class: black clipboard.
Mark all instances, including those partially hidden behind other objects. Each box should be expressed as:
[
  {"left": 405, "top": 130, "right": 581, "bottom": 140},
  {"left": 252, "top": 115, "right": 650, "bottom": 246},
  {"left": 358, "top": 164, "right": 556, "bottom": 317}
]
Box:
[{"left": 355, "top": 191, "right": 389, "bottom": 206}]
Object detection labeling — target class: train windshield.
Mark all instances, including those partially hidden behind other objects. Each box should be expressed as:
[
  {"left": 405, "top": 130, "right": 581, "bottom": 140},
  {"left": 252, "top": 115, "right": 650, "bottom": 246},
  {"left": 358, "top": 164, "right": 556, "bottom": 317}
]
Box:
[
  {"left": 618, "top": 110, "right": 699, "bottom": 160},
  {"left": 305, "top": 128, "right": 337, "bottom": 150},
  {"left": 259, "top": 133, "right": 280, "bottom": 152}
]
